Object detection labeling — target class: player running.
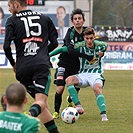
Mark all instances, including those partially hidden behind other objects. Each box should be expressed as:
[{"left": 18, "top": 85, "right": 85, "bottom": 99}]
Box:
[{"left": 3, "top": 0, "right": 59, "bottom": 132}]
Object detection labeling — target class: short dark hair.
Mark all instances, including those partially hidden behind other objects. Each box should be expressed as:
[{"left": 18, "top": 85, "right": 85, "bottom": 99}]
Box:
[
  {"left": 70, "top": 8, "right": 85, "bottom": 21},
  {"left": 10, "top": 0, "right": 27, "bottom": 7},
  {"left": 84, "top": 27, "right": 95, "bottom": 36},
  {"left": 6, "top": 83, "right": 27, "bottom": 106},
  {"left": 0, "top": 7, "right": 4, "bottom": 19}
]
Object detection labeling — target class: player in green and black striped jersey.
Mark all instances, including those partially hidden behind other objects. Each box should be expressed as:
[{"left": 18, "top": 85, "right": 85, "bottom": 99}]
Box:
[
  {"left": 66, "top": 27, "right": 108, "bottom": 121},
  {"left": 50, "top": 27, "right": 108, "bottom": 121}
]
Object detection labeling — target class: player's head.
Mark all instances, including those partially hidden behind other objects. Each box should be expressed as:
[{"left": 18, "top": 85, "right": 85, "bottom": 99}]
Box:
[
  {"left": 8, "top": 0, "right": 27, "bottom": 15},
  {"left": 4, "top": 83, "right": 27, "bottom": 107},
  {"left": 83, "top": 27, "right": 95, "bottom": 48},
  {"left": 70, "top": 8, "right": 85, "bottom": 28},
  {"left": 56, "top": 6, "right": 66, "bottom": 20},
  {"left": 0, "top": 7, "right": 4, "bottom": 20}
]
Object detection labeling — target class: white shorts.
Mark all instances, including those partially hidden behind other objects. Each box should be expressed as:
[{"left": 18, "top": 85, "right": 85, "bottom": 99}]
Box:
[{"left": 75, "top": 73, "right": 104, "bottom": 89}]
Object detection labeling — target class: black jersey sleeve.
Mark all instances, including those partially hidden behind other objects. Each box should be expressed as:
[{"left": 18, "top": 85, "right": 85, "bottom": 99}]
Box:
[
  {"left": 47, "top": 18, "right": 58, "bottom": 53},
  {"left": 67, "top": 45, "right": 93, "bottom": 61},
  {"left": 63, "top": 28, "right": 72, "bottom": 46},
  {"left": 64, "top": 27, "right": 93, "bottom": 61},
  {"left": 3, "top": 17, "right": 15, "bottom": 66}
]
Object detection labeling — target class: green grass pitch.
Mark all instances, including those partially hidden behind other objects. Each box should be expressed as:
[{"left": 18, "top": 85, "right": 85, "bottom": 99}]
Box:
[{"left": 0, "top": 69, "right": 132, "bottom": 133}]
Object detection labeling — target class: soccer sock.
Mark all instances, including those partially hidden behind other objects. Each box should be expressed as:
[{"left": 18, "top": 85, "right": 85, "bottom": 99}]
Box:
[
  {"left": 96, "top": 94, "right": 106, "bottom": 114},
  {"left": 29, "top": 104, "right": 41, "bottom": 117},
  {"left": 68, "top": 96, "right": 72, "bottom": 103},
  {"left": 44, "top": 119, "right": 59, "bottom": 133},
  {"left": 67, "top": 84, "right": 80, "bottom": 105},
  {"left": 54, "top": 92, "right": 62, "bottom": 113},
  {"left": 68, "top": 87, "right": 80, "bottom": 103}
]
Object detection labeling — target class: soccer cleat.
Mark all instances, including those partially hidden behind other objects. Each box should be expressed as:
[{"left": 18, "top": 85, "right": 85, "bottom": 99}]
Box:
[
  {"left": 52, "top": 112, "right": 59, "bottom": 119},
  {"left": 1, "top": 94, "right": 6, "bottom": 111},
  {"left": 101, "top": 114, "right": 108, "bottom": 121},
  {"left": 66, "top": 96, "right": 74, "bottom": 107},
  {"left": 75, "top": 105, "right": 84, "bottom": 115}
]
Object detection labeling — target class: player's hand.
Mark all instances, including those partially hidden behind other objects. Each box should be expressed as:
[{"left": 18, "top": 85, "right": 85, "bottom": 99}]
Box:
[{"left": 98, "top": 52, "right": 104, "bottom": 57}]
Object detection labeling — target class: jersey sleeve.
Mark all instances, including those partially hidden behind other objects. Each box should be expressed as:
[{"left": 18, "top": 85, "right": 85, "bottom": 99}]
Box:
[
  {"left": 94, "top": 40, "right": 108, "bottom": 52},
  {"left": 3, "top": 17, "right": 15, "bottom": 66},
  {"left": 49, "top": 46, "right": 68, "bottom": 57},
  {"left": 67, "top": 44, "right": 93, "bottom": 61},
  {"left": 63, "top": 28, "right": 72, "bottom": 46},
  {"left": 47, "top": 17, "right": 58, "bottom": 53},
  {"left": 64, "top": 28, "right": 93, "bottom": 61}
]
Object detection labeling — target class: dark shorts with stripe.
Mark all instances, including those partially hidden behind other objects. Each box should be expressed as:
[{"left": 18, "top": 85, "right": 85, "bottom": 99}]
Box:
[
  {"left": 16, "top": 65, "right": 51, "bottom": 98},
  {"left": 54, "top": 65, "right": 79, "bottom": 86}
]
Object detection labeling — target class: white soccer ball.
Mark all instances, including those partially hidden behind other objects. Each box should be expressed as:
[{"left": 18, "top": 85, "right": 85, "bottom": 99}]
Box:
[{"left": 61, "top": 107, "right": 79, "bottom": 124}]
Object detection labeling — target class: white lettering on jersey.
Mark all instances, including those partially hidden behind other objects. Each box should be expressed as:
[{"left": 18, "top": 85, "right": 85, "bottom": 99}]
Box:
[
  {"left": 16, "top": 11, "right": 41, "bottom": 17},
  {"left": 0, "top": 120, "right": 22, "bottom": 131}
]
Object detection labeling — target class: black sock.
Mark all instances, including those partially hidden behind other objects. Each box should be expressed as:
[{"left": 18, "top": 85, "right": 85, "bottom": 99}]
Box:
[
  {"left": 44, "top": 119, "right": 59, "bottom": 133},
  {"left": 68, "top": 96, "right": 72, "bottom": 103},
  {"left": 100, "top": 111, "right": 106, "bottom": 115},
  {"left": 29, "top": 104, "right": 41, "bottom": 117},
  {"left": 54, "top": 92, "right": 62, "bottom": 113}
]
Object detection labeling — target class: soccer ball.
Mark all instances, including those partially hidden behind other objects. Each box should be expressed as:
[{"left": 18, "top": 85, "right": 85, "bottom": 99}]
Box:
[{"left": 61, "top": 107, "right": 79, "bottom": 124}]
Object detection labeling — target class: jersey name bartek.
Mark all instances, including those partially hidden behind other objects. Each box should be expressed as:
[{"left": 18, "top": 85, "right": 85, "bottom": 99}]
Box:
[{"left": 0, "top": 120, "right": 22, "bottom": 131}]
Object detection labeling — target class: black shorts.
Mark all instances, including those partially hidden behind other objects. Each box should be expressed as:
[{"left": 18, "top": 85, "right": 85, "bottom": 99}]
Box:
[
  {"left": 16, "top": 65, "right": 51, "bottom": 98},
  {"left": 54, "top": 65, "right": 79, "bottom": 86}
]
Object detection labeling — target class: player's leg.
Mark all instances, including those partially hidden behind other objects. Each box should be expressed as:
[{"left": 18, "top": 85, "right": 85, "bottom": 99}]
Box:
[
  {"left": 17, "top": 65, "right": 59, "bottom": 132},
  {"left": 92, "top": 77, "right": 108, "bottom": 121},
  {"left": 66, "top": 75, "right": 84, "bottom": 114},
  {"left": 53, "top": 86, "right": 65, "bottom": 118},
  {"left": 33, "top": 93, "right": 59, "bottom": 133},
  {"left": 1, "top": 94, "right": 6, "bottom": 111},
  {"left": 29, "top": 66, "right": 59, "bottom": 132},
  {"left": 66, "top": 68, "right": 80, "bottom": 107},
  {"left": 67, "top": 87, "right": 80, "bottom": 107},
  {"left": 53, "top": 67, "right": 66, "bottom": 118}
]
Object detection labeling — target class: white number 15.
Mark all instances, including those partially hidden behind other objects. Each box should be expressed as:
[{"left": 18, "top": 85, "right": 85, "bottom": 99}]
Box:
[{"left": 21, "top": 16, "right": 41, "bottom": 37}]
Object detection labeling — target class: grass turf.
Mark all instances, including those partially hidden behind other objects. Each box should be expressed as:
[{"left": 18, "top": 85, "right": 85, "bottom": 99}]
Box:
[{"left": 0, "top": 69, "right": 132, "bottom": 133}]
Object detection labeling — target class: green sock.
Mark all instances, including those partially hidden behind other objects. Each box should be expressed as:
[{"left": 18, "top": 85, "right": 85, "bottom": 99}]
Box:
[
  {"left": 67, "top": 84, "right": 80, "bottom": 105},
  {"left": 96, "top": 94, "right": 106, "bottom": 113}
]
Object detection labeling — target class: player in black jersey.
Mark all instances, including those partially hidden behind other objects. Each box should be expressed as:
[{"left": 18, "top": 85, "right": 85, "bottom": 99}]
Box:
[
  {"left": 53, "top": 8, "right": 87, "bottom": 118},
  {"left": 3, "top": 0, "right": 59, "bottom": 133}
]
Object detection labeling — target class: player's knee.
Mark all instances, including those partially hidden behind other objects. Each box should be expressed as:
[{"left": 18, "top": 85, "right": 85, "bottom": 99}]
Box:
[
  {"left": 33, "top": 101, "right": 46, "bottom": 112},
  {"left": 93, "top": 84, "right": 102, "bottom": 96},
  {"left": 65, "top": 76, "right": 74, "bottom": 86}
]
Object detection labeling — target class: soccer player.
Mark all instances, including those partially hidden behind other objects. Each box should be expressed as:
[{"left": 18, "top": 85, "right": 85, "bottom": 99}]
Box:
[
  {"left": 50, "top": 27, "right": 108, "bottom": 121},
  {"left": 0, "top": 83, "right": 40, "bottom": 133},
  {"left": 3, "top": 0, "right": 59, "bottom": 132},
  {"left": 66, "top": 27, "right": 108, "bottom": 121},
  {"left": 52, "top": 8, "right": 87, "bottom": 119}
]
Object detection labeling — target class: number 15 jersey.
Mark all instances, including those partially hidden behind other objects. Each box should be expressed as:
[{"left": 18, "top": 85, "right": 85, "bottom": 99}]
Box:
[{"left": 4, "top": 10, "right": 58, "bottom": 72}]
